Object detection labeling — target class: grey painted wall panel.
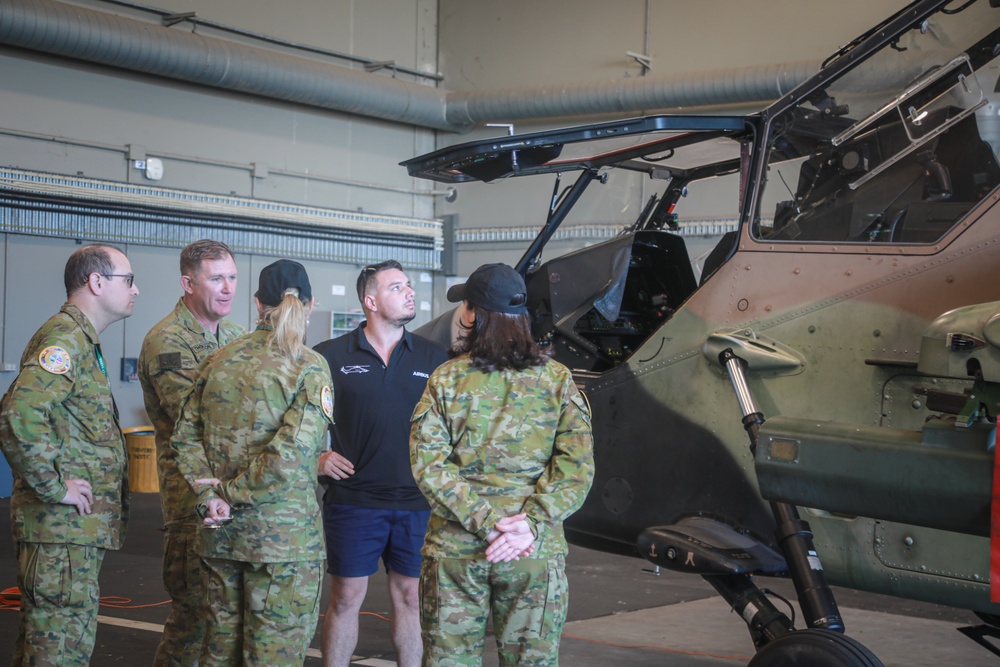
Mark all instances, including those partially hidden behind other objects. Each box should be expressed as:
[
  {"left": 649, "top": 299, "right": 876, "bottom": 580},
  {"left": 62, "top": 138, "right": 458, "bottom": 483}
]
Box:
[
  {"left": 438, "top": 0, "right": 908, "bottom": 91},
  {"left": 438, "top": 0, "right": 651, "bottom": 89},
  {"left": 0, "top": 133, "right": 126, "bottom": 183}
]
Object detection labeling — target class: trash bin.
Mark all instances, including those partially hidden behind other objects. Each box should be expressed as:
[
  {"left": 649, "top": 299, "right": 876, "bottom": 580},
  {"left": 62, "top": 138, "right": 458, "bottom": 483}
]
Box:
[{"left": 123, "top": 426, "right": 158, "bottom": 493}]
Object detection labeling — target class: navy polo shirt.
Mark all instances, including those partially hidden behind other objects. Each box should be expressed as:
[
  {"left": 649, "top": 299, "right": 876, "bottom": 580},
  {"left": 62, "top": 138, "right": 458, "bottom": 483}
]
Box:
[{"left": 314, "top": 323, "right": 448, "bottom": 510}]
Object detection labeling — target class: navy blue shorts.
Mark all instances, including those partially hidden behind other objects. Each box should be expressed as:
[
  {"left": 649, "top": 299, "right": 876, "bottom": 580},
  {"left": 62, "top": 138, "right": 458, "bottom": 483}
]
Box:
[{"left": 323, "top": 503, "right": 430, "bottom": 578}]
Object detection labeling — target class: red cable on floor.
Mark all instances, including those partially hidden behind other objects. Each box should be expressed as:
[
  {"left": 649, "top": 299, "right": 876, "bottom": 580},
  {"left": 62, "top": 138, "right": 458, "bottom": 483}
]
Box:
[
  {"left": 0, "top": 588, "right": 170, "bottom": 610},
  {"left": 1, "top": 587, "right": 20, "bottom": 608},
  {"left": 98, "top": 596, "right": 172, "bottom": 609}
]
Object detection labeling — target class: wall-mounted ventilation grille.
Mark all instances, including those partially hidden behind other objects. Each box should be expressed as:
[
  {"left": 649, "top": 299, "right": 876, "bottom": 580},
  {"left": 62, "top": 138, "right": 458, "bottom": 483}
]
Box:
[{"left": 0, "top": 168, "right": 443, "bottom": 269}]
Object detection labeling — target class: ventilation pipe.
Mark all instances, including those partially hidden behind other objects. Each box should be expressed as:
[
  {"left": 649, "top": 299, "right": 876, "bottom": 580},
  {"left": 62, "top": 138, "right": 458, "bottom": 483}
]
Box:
[
  {"left": 446, "top": 61, "right": 821, "bottom": 124},
  {"left": 0, "top": 0, "right": 820, "bottom": 133},
  {"left": 0, "top": 0, "right": 459, "bottom": 131}
]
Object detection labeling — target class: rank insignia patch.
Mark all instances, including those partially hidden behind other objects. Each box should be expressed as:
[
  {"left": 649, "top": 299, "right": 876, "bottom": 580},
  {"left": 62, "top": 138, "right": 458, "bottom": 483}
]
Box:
[{"left": 158, "top": 352, "right": 182, "bottom": 371}]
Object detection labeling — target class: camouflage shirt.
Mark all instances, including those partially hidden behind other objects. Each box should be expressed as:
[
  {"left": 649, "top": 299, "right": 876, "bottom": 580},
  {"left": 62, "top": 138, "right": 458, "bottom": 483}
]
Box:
[
  {"left": 0, "top": 302, "right": 128, "bottom": 549},
  {"left": 138, "top": 298, "right": 245, "bottom": 525},
  {"left": 171, "top": 326, "right": 334, "bottom": 563},
  {"left": 410, "top": 354, "right": 594, "bottom": 559}
]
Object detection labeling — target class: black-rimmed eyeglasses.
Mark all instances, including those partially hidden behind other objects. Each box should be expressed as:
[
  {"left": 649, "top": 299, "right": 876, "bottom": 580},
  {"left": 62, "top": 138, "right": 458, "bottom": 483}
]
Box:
[{"left": 102, "top": 273, "right": 135, "bottom": 288}]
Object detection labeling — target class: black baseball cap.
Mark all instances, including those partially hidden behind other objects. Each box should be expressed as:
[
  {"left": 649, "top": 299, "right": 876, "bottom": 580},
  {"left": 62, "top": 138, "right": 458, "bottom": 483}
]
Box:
[
  {"left": 255, "top": 259, "right": 312, "bottom": 307},
  {"left": 447, "top": 263, "right": 528, "bottom": 315}
]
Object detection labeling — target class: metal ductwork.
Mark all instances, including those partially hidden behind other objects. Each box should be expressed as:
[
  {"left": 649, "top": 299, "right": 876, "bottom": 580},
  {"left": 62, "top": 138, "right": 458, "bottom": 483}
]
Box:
[
  {"left": 0, "top": 0, "right": 459, "bottom": 131},
  {"left": 446, "top": 61, "right": 821, "bottom": 124},
  {"left": 0, "top": 0, "right": 819, "bottom": 132}
]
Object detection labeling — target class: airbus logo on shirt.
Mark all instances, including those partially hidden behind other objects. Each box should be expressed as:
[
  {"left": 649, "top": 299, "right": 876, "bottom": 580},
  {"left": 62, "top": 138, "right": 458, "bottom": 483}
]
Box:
[
  {"left": 413, "top": 371, "right": 430, "bottom": 379},
  {"left": 340, "top": 365, "right": 370, "bottom": 374}
]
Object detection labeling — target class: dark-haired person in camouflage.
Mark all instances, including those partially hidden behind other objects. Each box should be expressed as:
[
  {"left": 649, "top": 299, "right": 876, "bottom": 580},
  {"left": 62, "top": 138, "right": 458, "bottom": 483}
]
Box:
[
  {"left": 172, "top": 259, "right": 333, "bottom": 666},
  {"left": 139, "top": 239, "right": 245, "bottom": 666},
  {"left": 0, "top": 243, "right": 139, "bottom": 666},
  {"left": 411, "top": 263, "right": 595, "bottom": 667}
]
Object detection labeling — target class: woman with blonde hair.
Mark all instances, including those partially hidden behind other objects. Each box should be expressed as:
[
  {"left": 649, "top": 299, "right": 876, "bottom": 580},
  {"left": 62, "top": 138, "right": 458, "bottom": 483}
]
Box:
[{"left": 173, "top": 259, "right": 335, "bottom": 666}]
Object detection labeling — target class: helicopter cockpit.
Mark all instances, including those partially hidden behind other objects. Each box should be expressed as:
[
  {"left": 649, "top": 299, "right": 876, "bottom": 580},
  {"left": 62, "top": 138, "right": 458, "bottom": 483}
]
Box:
[
  {"left": 401, "top": 115, "right": 752, "bottom": 372},
  {"left": 756, "top": 14, "right": 1000, "bottom": 245}
]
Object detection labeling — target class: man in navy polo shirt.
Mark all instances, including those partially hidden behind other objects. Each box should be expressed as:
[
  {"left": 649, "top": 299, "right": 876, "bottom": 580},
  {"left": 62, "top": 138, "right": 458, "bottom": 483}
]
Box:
[{"left": 314, "top": 259, "right": 447, "bottom": 667}]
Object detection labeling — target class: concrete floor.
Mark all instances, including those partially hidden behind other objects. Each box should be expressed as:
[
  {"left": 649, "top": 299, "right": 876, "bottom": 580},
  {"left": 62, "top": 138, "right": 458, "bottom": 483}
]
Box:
[{"left": 0, "top": 492, "right": 997, "bottom": 666}]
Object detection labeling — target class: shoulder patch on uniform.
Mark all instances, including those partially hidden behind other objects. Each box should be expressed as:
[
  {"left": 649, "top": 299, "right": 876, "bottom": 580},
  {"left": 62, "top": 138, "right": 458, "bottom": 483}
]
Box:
[
  {"left": 321, "top": 385, "right": 334, "bottom": 420},
  {"left": 38, "top": 346, "right": 71, "bottom": 374},
  {"left": 158, "top": 352, "right": 182, "bottom": 370}
]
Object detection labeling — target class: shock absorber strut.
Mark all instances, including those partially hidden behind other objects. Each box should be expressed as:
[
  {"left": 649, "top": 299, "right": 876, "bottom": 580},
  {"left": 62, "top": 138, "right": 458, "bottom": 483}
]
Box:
[{"left": 719, "top": 348, "right": 845, "bottom": 633}]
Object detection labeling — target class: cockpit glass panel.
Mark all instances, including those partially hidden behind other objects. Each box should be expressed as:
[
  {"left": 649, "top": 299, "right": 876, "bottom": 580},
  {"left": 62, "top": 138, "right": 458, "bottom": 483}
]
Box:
[{"left": 755, "top": 2, "right": 1000, "bottom": 244}]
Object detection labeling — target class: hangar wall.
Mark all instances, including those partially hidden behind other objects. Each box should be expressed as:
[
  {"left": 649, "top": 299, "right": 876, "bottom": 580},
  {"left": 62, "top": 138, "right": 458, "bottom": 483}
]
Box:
[{"left": 0, "top": 0, "right": 439, "bottom": 217}]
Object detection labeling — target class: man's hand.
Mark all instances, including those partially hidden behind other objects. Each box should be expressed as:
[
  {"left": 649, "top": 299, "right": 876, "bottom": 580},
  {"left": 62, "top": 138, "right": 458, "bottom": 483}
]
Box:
[
  {"left": 485, "top": 513, "right": 535, "bottom": 563},
  {"left": 60, "top": 478, "right": 93, "bottom": 515},
  {"left": 318, "top": 451, "right": 355, "bottom": 480}
]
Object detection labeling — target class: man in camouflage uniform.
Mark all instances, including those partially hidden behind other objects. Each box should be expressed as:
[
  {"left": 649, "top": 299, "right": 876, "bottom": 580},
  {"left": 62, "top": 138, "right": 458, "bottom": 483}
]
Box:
[
  {"left": 410, "top": 263, "right": 595, "bottom": 667},
  {"left": 138, "top": 239, "right": 245, "bottom": 666},
  {"left": 0, "top": 243, "right": 139, "bottom": 666},
  {"left": 172, "top": 259, "right": 334, "bottom": 666}
]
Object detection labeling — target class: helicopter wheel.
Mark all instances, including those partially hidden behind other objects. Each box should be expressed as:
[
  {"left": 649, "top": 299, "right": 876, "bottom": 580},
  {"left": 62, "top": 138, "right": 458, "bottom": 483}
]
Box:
[{"left": 747, "top": 629, "right": 883, "bottom": 667}]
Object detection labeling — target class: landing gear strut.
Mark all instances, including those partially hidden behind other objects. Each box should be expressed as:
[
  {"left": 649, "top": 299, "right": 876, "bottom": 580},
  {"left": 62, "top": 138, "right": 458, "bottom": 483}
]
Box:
[{"left": 719, "top": 348, "right": 884, "bottom": 667}]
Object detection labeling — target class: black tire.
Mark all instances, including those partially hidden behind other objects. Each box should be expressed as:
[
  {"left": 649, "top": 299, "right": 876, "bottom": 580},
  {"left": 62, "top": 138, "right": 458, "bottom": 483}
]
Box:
[{"left": 747, "top": 629, "right": 884, "bottom": 667}]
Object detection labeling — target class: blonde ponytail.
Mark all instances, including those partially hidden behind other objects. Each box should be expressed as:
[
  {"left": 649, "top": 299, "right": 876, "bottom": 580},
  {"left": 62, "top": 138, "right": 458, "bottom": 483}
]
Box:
[{"left": 262, "top": 289, "right": 308, "bottom": 360}]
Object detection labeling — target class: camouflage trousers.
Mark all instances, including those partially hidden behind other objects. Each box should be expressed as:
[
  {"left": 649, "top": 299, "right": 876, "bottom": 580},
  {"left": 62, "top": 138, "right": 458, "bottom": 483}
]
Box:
[
  {"left": 419, "top": 556, "right": 568, "bottom": 667},
  {"left": 14, "top": 541, "right": 106, "bottom": 667},
  {"left": 153, "top": 522, "right": 207, "bottom": 667},
  {"left": 200, "top": 556, "right": 323, "bottom": 667}
]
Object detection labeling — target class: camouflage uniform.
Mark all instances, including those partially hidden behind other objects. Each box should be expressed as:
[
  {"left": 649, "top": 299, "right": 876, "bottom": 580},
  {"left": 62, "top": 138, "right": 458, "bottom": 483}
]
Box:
[
  {"left": 0, "top": 302, "right": 129, "bottom": 666},
  {"left": 172, "top": 326, "right": 334, "bottom": 667},
  {"left": 410, "top": 354, "right": 594, "bottom": 667},
  {"left": 138, "top": 297, "right": 245, "bottom": 666}
]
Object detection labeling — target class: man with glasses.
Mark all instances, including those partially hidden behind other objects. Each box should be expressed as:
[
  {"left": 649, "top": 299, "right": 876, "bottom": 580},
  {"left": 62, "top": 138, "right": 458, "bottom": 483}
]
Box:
[
  {"left": 138, "top": 239, "right": 245, "bottom": 666},
  {"left": 314, "top": 260, "right": 447, "bottom": 667},
  {"left": 0, "top": 243, "right": 139, "bottom": 665}
]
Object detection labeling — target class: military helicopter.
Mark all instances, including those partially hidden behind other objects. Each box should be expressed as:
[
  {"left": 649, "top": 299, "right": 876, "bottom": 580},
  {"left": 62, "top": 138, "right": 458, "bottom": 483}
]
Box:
[{"left": 403, "top": 1, "right": 1000, "bottom": 664}]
